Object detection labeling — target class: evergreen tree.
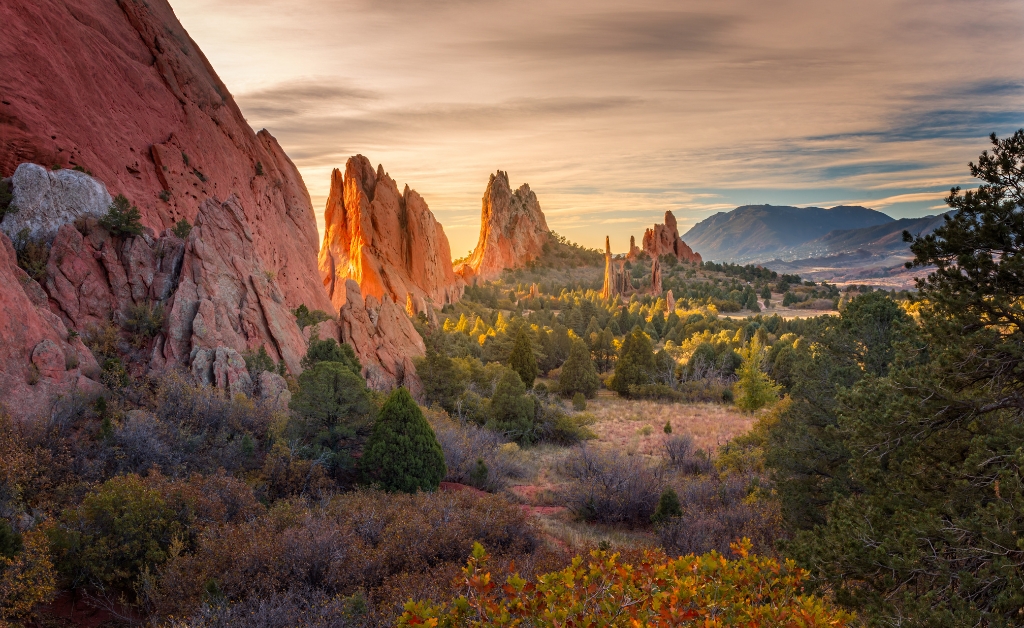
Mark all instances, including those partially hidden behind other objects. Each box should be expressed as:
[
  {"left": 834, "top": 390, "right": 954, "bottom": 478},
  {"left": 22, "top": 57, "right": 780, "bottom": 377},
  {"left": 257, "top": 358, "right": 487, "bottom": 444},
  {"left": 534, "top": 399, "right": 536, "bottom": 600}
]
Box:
[
  {"left": 610, "top": 327, "right": 655, "bottom": 397},
  {"left": 559, "top": 337, "right": 600, "bottom": 398},
  {"left": 301, "top": 335, "right": 362, "bottom": 374},
  {"left": 359, "top": 387, "right": 446, "bottom": 493},
  {"left": 507, "top": 326, "right": 538, "bottom": 388},
  {"left": 487, "top": 369, "right": 536, "bottom": 444},
  {"left": 418, "top": 337, "right": 465, "bottom": 413},
  {"left": 780, "top": 131, "right": 1024, "bottom": 625},
  {"left": 733, "top": 337, "right": 779, "bottom": 412},
  {"left": 290, "top": 362, "right": 374, "bottom": 429},
  {"left": 651, "top": 487, "right": 682, "bottom": 524},
  {"left": 99, "top": 194, "right": 144, "bottom": 237}
]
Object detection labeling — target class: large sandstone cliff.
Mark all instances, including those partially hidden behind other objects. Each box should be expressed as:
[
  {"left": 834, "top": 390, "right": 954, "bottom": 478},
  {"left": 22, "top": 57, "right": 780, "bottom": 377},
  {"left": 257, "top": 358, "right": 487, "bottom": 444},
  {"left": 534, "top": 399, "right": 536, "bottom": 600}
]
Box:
[
  {"left": 641, "top": 211, "right": 702, "bottom": 264},
  {"left": 456, "top": 171, "right": 550, "bottom": 282},
  {"left": 318, "top": 156, "right": 463, "bottom": 312},
  {"left": 0, "top": 0, "right": 329, "bottom": 313},
  {"left": 0, "top": 0, "right": 425, "bottom": 415}
]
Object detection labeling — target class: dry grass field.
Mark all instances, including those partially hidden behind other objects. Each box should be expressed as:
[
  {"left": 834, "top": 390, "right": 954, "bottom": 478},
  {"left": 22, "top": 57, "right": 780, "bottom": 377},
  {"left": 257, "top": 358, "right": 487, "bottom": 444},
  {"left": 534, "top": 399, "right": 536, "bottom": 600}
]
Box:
[{"left": 583, "top": 390, "right": 754, "bottom": 456}]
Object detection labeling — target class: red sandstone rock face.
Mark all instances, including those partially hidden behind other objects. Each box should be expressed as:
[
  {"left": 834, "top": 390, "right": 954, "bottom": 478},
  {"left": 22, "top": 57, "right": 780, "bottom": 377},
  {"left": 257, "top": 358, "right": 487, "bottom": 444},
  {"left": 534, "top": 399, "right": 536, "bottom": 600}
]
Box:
[
  {"left": 319, "top": 156, "right": 463, "bottom": 311},
  {"left": 641, "top": 211, "right": 702, "bottom": 264},
  {"left": 305, "top": 280, "right": 424, "bottom": 396},
  {"left": 456, "top": 171, "right": 550, "bottom": 282},
  {"left": 0, "top": 0, "right": 330, "bottom": 316},
  {"left": 0, "top": 232, "right": 102, "bottom": 419}
]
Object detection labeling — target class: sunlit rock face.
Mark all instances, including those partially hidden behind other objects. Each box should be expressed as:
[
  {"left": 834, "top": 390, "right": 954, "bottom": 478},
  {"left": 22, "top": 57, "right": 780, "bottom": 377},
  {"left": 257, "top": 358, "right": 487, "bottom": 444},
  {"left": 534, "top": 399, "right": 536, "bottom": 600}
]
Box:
[
  {"left": 318, "top": 156, "right": 464, "bottom": 312},
  {"left": 456, "top": 171, "right": 550, "bottom": 283},
  {"left": 642, "top": 211, "right": 702, "bottom": 264}
]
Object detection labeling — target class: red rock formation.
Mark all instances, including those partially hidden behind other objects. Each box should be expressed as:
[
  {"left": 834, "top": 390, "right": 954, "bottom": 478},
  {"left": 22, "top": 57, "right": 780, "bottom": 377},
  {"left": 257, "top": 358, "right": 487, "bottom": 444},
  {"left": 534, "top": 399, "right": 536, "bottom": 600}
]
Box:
[
  {"left": 319, "top": 156, "right": 463, "bottom": 312},
  {"left": 0, "top": 0, "right": 330, "bottom": 315},
  {"left": 627, "top": 235, "right": 642, "bottom": 260},
  {"left": 304, "top": 280, "right": 424, "bottom": 396},
  {"left": 641, "top": 211, "right": 702, "bottom": 264},
  {"left": 600, "top": 236, "right": 630, "bottom": 300},
  {"left": 456, "top": 171, "right": 550, "bottom": 282},
  {"left": 0, "top": 232, "right": 102, "bottom": 419}
]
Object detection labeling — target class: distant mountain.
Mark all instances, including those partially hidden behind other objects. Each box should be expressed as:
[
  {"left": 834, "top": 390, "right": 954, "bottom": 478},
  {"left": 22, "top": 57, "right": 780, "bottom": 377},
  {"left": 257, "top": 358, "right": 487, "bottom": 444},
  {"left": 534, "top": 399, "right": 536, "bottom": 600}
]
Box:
[
  {"left": 682, "top": 205, "right": 894, "bottom": 263},
  {"left": 786, "top": 213, "right": 950, "bottom": 260}
]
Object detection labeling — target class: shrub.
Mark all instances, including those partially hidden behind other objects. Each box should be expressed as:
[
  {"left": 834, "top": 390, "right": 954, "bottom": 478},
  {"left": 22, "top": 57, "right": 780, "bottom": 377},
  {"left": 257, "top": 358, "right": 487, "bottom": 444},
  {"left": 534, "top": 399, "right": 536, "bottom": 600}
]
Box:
[
  {"left": 12, "top": 228, "right": 48, "bottom": 283},
  {"left": 100, "top": 194, "right": 144, "bottom": 237},
  {"left": 172, "top": 218, "right": 191, "bottom": 239},
  {"left": 657, "top": 475, "right": 782, "bottom": 557},
  {"left": 609, "top": 327, "right": 655, "bottom": 397},
  {"left": 0, "top": 519, "right": 22, "bottom": 559},
  {"left": 487, "top": 370, "right": 536, "bottom": 444},
  {"left": 417, "top": 337, "right": 465, "bottom": 414},
  {"left": 559, "top": 337, "right": 600, "bottom": 398},
  {"left": 400, "top": 540, "right": 854, "bottom": 626},
  {"left": 507, "top": 326, "right": 538, "bottom": 388},
  {"left": 49, "top": 474, "right": 182, "bottom": 594},
  {"left": 734, "top": 337, "right": 780, "bottom": 412},
  {"left": 468, "top": 458, "right": 489, "bottom": 489},
  {"left": 557, "top": 446, "right": 663, "bottom": 525},
  {"left": 123, "top": 302, "right": 165, "bottom": 345},
  {"left": 290, "top": 362, "right": 373, "bottom": 431},
  {"left": 300, "top": 335, "right": 361, "bottom": 373},
  {"left": 571, "top": 392, "right": 586, "bottom": 411},
  {"left": 293, "top": 304, "right": 332, "bottom": 331},
  {"left": 427, "top": 415, "right": 530, "bottom": 491},
  {"left": 0, "top": 528, "right": 56, "bottom": 623},
  {"left": 359, "top": 388, "right": 446, "bottom": 493},
  {"left": 651, "top": 487, "right": 682, "bottom": 524}
]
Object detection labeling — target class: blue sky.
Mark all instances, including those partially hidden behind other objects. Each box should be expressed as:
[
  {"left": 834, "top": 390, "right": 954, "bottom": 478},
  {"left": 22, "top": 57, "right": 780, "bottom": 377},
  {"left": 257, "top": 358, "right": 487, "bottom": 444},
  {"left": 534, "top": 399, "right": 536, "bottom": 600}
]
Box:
[{"left": 170, "top": 0, "right": 1024, "bottom": 256}]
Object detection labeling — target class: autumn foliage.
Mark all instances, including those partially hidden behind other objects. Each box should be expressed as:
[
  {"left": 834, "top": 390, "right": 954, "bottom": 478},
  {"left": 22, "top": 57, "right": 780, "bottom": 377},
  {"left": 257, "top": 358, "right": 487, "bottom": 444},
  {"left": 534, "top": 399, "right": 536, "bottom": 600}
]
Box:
[{"left": 400, "top": 539, "right": 853, "bottom": 627}]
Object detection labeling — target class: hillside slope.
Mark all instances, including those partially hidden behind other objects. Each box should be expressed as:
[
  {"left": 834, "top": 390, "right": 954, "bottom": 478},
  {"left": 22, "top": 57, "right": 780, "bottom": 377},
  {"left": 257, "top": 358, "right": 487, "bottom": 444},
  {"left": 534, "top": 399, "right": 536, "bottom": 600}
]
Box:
[{"left": 682, "top": 205, "right": 893, "bottom": 263}]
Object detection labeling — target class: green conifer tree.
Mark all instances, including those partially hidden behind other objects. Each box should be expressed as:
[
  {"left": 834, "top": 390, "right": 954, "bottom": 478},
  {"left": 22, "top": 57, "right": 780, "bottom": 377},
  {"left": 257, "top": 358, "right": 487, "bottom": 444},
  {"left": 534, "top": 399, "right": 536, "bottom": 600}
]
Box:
[
  {"left": 559, "top": 337, "right": 600, "bottom": 398},
  {"left": 610, "top": 327, "right": 655, "bottom": 397},
  {"left": 733, "top": 337, "right": 780, "bottom": 412},
  {"left": 359, "top": 387, "right": 446, "bottom": 493},
  {"left": 508, "top": 326, "right": 538, "bottom": 387}
]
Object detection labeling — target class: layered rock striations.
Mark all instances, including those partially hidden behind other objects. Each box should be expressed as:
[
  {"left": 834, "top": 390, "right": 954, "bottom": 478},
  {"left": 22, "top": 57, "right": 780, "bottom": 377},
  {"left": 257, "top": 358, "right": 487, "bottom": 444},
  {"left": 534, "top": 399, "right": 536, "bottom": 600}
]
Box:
[
  {"left": 456, "top": 171, "right": 550, "bottom": 282},
  {"left": 641, "top": 211, "right": 702, "bottom": 264},
  {"left": 319, "top": 156, "right": 463, "bottom": 312}
]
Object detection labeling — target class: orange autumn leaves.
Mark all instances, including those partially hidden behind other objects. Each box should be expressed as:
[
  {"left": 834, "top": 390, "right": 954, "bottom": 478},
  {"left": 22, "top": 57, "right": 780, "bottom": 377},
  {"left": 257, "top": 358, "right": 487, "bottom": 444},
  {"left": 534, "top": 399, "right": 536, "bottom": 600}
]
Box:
[{"left": 401, "top": 540, "right": 853, "bottom": 627}]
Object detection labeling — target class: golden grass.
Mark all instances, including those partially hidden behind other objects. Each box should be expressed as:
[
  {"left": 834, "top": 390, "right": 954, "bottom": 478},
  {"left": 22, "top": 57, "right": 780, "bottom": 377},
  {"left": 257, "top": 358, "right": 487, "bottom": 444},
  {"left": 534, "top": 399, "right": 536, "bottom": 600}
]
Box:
[{"left": 584, "top": 392, "right": 754, "bottom": 456}]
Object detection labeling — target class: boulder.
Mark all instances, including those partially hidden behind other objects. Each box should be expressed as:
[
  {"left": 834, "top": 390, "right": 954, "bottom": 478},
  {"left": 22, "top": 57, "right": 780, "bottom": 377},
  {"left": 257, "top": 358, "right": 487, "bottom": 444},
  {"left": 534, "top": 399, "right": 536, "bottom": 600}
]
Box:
[
  {"left": 456, "top": 171, "right": 550, "bottom": 281},
  {"left": 641, "top": 211, "right": 702, "bottom": 264},
  {"left": 318, "top": 157, "right": 464, "bottom": 310},
  {"left": 1, "top": 164, "right": 113, "bottom": 243},
  {"left": 258, "top": 371, "right": 291, "bottom": 411}
]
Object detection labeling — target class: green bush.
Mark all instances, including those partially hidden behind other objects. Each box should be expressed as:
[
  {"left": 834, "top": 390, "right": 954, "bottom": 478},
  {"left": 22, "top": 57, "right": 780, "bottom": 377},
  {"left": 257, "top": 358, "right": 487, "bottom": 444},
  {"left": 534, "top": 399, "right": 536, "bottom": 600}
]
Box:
[
  {"left": 508, "top": 326, "right": 538, "bottom": 388},
  {"left": 359, "top": 387, "right": 446, "bottom": 493},
  {"left": 49, "top": 474, "right": 180, "bottom": 594},
  {"left": 417, "top": 337, "right": 465, "bottom": 414},
  {"left": 609, "top": 327, "right": 655, "bottom": 397},
  {"left": 559, "top": 337, "right": 600, "bottom": 399},
  {"left": 651, "top": 487, "right": 682, "bottom": 524},
  {"left": 300, "top": 334, "right": 361, "bottom": 373},
  {"left": 293, "top": 304, "right": 332, "bottom": 330},
  {"left": 487, "top": 370, "right": 536, "bottom": 444},
  {"left": 0, "top": 519, "right": 22, "bottom": 559},
  {"left": 734, "top": 337, "right": 780, "bottom": 412},
  {"left": 100, "top": 194, "right": 144, "bottom": 237},
  {"left": 171, "top": 218, "right": 191, "bottom": 239},
  {"left": 572, "top": 392, "right": 587, "bottom": 411},
  {"left": 290, "top": 362, "right": 373, "bottom": 430},
  {"left": 123, "top": 302, "right": 165, "bottom": 345}
]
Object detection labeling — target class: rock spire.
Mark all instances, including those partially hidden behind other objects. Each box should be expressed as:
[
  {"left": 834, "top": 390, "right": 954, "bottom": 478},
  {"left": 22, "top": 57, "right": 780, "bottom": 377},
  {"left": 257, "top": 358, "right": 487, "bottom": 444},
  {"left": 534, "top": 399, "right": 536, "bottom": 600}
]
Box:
[{"left": 641, "top": 211, "right": 702, "bottom": 264}]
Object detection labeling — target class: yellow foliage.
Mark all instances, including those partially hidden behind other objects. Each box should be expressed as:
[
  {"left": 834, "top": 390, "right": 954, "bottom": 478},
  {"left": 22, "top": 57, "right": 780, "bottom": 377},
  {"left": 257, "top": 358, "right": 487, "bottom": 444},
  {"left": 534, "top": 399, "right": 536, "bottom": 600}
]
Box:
[{"left": 0, "top": 528, "right": 56, "bottom": 623}]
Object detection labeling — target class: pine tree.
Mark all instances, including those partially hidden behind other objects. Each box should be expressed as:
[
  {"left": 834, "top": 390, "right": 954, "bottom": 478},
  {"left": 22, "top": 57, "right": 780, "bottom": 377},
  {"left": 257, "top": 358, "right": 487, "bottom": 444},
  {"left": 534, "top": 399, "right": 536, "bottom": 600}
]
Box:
[
  {"left": 651, "top": 487, "right": 682, "bottom": 524},
  {"left": 610, "top": 327, "right": 655, "bottom": 397},
  {"left": 487, "top": 369, "right": 536, "bottom": 444},
  {"left": 290, "top": 361, "right": 373, "bottom": 429},
  {"left": 733, "top": 337, "right": 779, "bottom": 412},
  {"left": 359, "top": 387, "right": 446, "bottom": 493},
  {"left": 559, "top": 337, "right": 600, "bottom": 398},
  {"left": 508, "top": 326, "right": 538, "bottom": 388},
  {"left": 419, "top": 337, "right": 465, "bottom": 413}
]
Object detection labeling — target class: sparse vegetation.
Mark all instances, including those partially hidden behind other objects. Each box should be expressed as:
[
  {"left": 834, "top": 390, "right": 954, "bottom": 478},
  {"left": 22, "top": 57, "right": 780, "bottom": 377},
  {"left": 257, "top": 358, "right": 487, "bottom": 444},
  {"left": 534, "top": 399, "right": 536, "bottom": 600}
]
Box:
[
  {"left": 100, "top": 194, "right": 144, "bottom": 237},
  {"left": 171, "top": 217, "right": 191, "bottom": 238},
  {"left": 12, "top": 228, "right": 48, "bottom": 282},
  {"left": 0, "top": 178, "right": 16, "bottom": 221}
]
